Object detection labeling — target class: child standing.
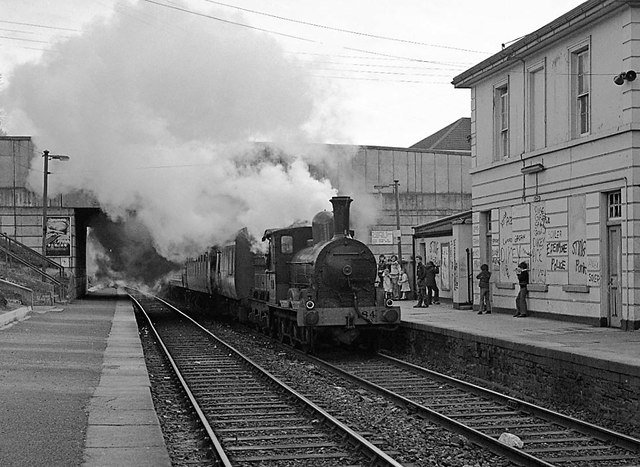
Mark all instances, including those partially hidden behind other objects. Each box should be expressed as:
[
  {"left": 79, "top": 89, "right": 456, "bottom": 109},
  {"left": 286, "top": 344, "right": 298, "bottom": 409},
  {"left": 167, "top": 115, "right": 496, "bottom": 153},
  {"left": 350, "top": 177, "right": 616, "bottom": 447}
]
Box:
[
  {"left": 398, "top": 268, "right": 411, "bottom": 300},
  {"left": 382, "top": 269, "right": 393, "bottom": 299},
  {"left": 476, "top": 264, "right": 492, "bottom": 314}
]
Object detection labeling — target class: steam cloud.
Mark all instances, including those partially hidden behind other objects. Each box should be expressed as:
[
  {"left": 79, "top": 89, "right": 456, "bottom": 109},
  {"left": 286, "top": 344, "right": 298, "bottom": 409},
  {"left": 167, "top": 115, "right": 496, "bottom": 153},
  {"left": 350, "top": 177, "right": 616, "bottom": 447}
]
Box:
[{"left": 0, "top": 1, "right": 359, "bottom": 284}]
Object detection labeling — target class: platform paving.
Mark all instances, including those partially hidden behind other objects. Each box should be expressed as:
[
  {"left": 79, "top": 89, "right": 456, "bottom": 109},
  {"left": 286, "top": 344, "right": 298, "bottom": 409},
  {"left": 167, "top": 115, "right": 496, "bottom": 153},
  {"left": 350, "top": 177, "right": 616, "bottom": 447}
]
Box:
[
  {"left": 397, "top": 299, "right": 640, "bottom": 374},
  {"left": 0, "top": 291, "right": 170, "bottom": 467}
]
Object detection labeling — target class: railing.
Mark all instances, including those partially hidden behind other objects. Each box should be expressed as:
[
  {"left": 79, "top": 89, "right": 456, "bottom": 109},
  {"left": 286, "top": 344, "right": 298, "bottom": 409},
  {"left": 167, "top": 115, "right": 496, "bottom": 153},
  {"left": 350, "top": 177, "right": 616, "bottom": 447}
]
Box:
[
  {"left": 0, "top": 278, "right": 35, "bottom": 307},
  {"left": 0, "top": 233, "right": 67, "bottom": 302},
  {"left": 0, "top": 232, "right": 65, "bottom": 278}
]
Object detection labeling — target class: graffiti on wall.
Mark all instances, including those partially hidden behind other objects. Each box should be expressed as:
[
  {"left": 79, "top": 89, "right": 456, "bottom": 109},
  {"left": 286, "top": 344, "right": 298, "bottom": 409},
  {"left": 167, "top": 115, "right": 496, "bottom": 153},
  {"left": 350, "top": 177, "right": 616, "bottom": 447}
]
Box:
[
  {"left": 568, "top": 195, "right": 587, "bottom": 285},
  {"left": 499, "top": 207, "right": 514, "bottom": 282},
  {"left": 530, "top": 202, "right": 549, "bottom": 284},
  {"left": 452, "top": 239, "right": 459, "bottom": 292},
  {"left": 489, "top": 197, "right": 598, "bottom": 287},
  {"left": 427, "top": 240, "right": 440, "bottom": 265}
]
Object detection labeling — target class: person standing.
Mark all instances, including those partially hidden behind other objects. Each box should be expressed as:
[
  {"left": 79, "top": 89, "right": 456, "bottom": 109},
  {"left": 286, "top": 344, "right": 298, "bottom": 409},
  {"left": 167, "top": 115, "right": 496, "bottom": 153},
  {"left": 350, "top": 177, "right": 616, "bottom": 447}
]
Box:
[
  {"left": 476, "top": 264, "right": 492, "bottom": 314},
  {"left": 399, "top": 268, "right": 411, "bottom": 300},
  {"left": 425, "top": 261, "right": 440, "bottom": 305},
  {"left": 377, "top": 255, "right": 387, "bottom": 287},
  {"left": 382, "top": 269, "right": 393, "bottom": 299},
  {"left": 514, "top": 261, "right": 529, "bottom": 317},
  {"left": 388, "top": 255, "right": 401, "bottom": 299},
  {"left": 413, "top": 256, "right": 428, "bottom": 308}
]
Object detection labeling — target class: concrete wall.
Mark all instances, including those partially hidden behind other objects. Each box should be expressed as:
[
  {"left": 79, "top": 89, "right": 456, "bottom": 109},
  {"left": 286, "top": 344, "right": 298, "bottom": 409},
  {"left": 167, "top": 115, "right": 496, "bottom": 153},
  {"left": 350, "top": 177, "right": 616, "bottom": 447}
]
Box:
[{"left": 323, "top": 145, "right": 472, "bottom": 266}]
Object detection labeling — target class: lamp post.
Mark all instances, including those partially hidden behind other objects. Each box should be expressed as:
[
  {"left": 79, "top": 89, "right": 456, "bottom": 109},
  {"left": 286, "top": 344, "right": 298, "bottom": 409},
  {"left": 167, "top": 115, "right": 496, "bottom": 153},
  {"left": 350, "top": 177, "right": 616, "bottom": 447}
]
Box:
[
  {"left": 374, "top": 180, "right": 402, "bottom": 263},
  {"left": 42, "top": 150, "right": 70, "bottom": 257}
]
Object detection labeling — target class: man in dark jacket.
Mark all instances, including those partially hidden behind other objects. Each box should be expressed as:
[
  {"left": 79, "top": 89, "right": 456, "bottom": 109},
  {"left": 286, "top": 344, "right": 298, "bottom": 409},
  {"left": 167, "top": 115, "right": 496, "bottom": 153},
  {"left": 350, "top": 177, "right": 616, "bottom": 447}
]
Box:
[
  {"left": 425, "top": 261, "right": 440, "bottom": 305},
  {"left": 413, "top": 256, "right": 428, "bottom": 308},
  {"left": 514, "top": 261, "right": 529, "bottom": 317}
]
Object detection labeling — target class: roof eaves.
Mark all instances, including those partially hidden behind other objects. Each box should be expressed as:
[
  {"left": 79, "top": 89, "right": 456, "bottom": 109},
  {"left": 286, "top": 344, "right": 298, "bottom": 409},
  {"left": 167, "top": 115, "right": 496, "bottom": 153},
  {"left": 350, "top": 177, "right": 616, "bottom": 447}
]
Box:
[{"left": 452, "top": 0, "right": 624, "bottom": 88}]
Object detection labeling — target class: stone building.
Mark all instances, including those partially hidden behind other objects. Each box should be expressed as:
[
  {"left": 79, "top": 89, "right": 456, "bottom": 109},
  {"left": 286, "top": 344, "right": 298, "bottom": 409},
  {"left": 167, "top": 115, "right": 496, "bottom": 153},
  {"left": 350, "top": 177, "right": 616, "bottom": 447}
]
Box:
[{"left": 453, "top": 0, "right": 640, "bottom": 329}]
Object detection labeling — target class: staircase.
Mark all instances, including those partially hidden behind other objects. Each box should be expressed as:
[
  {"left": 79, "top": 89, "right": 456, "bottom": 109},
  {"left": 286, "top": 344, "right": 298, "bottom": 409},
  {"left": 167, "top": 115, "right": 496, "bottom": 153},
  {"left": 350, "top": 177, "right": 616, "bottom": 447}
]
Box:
[{"left": 0, "top": 233, "right": 70, "bottom": 306}]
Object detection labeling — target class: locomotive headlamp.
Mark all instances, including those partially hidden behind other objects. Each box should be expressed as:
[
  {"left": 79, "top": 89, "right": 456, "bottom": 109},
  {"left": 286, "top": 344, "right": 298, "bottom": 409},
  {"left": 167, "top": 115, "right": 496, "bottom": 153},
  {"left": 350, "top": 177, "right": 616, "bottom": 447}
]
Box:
[
  {"left": 383, "top": 308, "right": 399, "bottom": 323},
  {"left": 385, "top": 298, "right": 394, "bottom": 308},
  {"left": 342, "top": 264, "right": 352, "bottom": 276},
  {"left": 305, "top": 310, "right": 319, "bottom": 325},
  {"left": 305, "top": 300, "right": 315, "bottom": 310}
]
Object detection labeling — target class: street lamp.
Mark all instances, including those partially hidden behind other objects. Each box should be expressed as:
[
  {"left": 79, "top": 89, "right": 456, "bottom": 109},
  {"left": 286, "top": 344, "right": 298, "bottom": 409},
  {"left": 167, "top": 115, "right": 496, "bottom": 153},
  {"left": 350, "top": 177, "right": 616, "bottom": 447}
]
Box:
[
  {"left": 374, "top": 180, "right": 402, "bottom": 263},
  {"left": 42, "top": 150, "right": 70, "bottom": 256}
]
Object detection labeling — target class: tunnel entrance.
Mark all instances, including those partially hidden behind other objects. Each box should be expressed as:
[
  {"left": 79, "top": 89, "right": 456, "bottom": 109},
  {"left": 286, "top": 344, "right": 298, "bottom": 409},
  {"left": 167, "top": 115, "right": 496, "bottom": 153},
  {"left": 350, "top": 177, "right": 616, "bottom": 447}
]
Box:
[{"left": 74, "top": 209, "right": 180, "bottom": 297}]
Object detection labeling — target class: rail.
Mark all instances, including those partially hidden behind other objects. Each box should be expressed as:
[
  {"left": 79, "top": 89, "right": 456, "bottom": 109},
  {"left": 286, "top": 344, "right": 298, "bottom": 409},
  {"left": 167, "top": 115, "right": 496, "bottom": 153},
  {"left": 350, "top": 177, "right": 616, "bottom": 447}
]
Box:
[
  {"left": 129, "top": 290, "right": 404, "bottom": 466},
  {"left": 305, "top": 352, "right": 640, "bottom": 467}
]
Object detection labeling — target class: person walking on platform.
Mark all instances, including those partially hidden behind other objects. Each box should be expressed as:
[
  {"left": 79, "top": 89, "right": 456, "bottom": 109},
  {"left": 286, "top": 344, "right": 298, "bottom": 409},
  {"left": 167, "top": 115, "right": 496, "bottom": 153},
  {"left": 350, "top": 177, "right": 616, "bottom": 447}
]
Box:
[
  {"left": 425, "top": 261, "right": 440, "bottom": 305},
  {"left": 514, "top": 261, "right": 529, "bottom": 317},
  {"left": 399, "top": 267, "right": 411, "bottom": 300},
  {"left": 413, "top": 256, "right": 428, "bottom": 308},
  {"left": 477, "top": 263, "right": 492, "bottom": 314}
]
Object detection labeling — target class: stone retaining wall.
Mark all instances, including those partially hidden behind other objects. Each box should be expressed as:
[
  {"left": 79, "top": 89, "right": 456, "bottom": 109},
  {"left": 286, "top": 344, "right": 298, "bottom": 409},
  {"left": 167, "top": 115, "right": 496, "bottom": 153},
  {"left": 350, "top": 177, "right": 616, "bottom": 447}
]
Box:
[{"left": 385, "top": 325, "right": 640, "bottom": 430}]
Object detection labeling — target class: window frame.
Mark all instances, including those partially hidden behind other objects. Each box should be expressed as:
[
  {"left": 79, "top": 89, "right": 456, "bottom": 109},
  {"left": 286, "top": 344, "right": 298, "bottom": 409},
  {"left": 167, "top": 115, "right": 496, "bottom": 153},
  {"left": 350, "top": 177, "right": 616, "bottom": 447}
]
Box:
[
  {"left": 493, "top": 79, "right": 510, "bottom": 161},
  {"left": 526, "top": 59, "right": 546, "bottom": 152},
  {"left": 608, "top": 190, "right": 622, "bottom": 220},
  {"left": 569, "top": 38, "right": 591, "bottom": 138}
]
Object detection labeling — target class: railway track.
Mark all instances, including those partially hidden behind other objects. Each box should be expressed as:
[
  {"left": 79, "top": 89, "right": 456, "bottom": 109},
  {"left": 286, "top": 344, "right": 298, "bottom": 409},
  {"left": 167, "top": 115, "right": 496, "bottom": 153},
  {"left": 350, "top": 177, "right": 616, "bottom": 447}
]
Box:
[
  {"left": 129, "top": 292, "right": 403, "bottom": 466},
  {"left": 309, "top": 352, "right": 640, "bottom": 467}
]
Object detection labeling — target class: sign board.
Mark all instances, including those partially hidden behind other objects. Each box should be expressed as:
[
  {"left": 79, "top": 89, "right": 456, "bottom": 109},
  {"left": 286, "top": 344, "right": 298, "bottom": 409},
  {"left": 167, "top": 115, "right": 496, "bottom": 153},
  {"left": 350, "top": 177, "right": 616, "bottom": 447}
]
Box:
[
  {"left": 45, "top": 216, "right": 71, "bottom": 257},
  {"left": 371, "top": 230, "right": 394, "bottom": 245}
]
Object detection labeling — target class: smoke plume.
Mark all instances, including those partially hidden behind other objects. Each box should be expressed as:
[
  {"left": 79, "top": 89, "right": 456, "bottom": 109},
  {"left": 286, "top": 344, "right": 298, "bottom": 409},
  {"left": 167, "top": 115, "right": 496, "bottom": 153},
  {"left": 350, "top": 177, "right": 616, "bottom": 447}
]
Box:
[{"left": 1, "top": 1, "right": 352, "bottom": 282}]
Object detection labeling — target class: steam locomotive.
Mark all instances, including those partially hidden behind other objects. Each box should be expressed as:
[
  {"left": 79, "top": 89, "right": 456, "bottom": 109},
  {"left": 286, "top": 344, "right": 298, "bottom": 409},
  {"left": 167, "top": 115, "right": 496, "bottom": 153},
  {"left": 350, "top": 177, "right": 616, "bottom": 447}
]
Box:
[{"left": 169, "top": 196, "right": 401, "bottom": 350}]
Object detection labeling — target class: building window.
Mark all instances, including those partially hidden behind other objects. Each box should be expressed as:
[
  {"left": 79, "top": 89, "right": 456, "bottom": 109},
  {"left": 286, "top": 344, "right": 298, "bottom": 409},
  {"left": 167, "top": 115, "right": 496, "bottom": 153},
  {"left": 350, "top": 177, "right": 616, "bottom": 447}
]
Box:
[
  {"left": 608, "top": 191, "right": 622, "bottom": 219},
  {"left": 528, "top": 62, "right": 546, "bottom": 151},
  {"left": 494, "top": 83, "right": 509, "bottom": 160},
  {"left": 571, "top": 45, "right": 590, "bottom": 137}
]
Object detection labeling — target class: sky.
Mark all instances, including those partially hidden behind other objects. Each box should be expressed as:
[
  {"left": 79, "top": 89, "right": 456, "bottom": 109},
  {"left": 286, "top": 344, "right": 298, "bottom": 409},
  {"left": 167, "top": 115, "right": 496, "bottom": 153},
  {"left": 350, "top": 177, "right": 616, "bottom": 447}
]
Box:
[
  {"left": 2, "top": 0, "right": 586, "bottom": 147},
  {"left": 0, "top": 0, "right": 587, "bottom": 284}
]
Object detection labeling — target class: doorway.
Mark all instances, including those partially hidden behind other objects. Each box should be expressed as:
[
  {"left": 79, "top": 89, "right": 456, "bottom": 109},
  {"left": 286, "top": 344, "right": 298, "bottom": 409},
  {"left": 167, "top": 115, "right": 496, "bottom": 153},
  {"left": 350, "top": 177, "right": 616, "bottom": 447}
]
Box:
[{"left": 607, "top": 224, "right": 622, "bottom": 328}]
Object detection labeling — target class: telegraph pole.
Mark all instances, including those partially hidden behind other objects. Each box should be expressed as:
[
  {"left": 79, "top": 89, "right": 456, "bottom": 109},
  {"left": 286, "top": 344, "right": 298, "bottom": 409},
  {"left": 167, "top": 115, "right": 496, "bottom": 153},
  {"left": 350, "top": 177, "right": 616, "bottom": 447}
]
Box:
[{"left": 393, "top": 180, "right": 402, "bottom": 263}]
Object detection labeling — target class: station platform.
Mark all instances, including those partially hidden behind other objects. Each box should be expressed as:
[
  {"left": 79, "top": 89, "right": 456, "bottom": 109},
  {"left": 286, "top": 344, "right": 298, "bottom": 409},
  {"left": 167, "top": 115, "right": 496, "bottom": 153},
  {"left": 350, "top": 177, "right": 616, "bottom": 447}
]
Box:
[
  {"left": 393, "top": 299, "right": 640, "bottom": 428},
  {"left": 0, "top": 290, "right": 170, "bottom": 467},
  {"left": 396, "top": 299, "right": 640, "bottom": 371}
]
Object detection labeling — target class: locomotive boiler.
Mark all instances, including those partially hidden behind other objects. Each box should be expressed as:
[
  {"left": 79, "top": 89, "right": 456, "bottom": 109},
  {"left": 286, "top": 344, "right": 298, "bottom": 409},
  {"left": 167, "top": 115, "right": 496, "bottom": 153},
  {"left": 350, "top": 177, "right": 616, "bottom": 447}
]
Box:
[{"left": 249, "top": 196, "right": 400, "bottom": 348}]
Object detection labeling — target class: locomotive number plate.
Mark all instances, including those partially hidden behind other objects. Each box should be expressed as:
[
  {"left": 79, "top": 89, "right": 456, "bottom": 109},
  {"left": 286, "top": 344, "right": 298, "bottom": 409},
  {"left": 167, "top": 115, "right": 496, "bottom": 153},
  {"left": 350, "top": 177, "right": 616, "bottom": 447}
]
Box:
[{"left": 359, "top": 309, "right": 377, "bottom": 321}]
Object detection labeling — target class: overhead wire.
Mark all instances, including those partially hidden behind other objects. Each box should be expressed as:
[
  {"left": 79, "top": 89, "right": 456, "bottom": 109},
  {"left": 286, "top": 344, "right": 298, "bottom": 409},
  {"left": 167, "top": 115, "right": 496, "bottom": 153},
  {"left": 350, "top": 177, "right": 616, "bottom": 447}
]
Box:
[
  {"left": 0, "top": 20, "right": 79, "bottom": 33},
  {"left": 141, "top": 0, "right": 473, "bottom": 68},
  {"left": 200, "top": 0, "right": 489, "bottom": 54}
]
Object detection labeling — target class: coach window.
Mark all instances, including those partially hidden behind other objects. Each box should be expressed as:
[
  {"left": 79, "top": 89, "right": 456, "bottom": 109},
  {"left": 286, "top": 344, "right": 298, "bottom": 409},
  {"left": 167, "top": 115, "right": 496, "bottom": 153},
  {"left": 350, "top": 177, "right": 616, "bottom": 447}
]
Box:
[{"left": 281, "top": 235, "right": 293, "bottom": 254}]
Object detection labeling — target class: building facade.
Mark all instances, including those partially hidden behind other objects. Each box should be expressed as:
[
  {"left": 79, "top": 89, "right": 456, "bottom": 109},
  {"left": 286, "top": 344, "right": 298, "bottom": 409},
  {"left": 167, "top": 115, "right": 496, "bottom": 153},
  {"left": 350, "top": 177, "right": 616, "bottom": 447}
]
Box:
[
  {"left": 320, "top": 140, "right": 472, "bottom": 295},
  {"left": 453, "top": 0, "right": 640, "bottom": 329}
]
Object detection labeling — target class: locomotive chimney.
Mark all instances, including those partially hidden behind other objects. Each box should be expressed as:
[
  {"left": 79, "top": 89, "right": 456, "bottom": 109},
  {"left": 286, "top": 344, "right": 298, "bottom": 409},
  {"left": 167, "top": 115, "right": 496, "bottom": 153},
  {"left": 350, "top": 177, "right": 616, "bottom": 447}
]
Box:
[{"left": 330, "top": 196, "right": 352, "bottom": 238}]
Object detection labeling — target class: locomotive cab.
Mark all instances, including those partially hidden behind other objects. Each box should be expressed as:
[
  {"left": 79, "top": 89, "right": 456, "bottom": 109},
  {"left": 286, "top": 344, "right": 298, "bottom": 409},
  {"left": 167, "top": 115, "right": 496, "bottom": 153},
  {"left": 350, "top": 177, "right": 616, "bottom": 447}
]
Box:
[{"left": 261, "top": 226, "right": 312, "bottom": 306}]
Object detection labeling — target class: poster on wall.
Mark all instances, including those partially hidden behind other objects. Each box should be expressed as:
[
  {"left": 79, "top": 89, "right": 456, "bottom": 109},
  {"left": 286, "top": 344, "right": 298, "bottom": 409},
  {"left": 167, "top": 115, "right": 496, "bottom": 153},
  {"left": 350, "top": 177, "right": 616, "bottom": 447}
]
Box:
[
  {"left": 45, "top": 216, "right": 71, "bottom": 257},
  {"left": 441, "top": 243, "right": 450, "bottom": 291}
]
